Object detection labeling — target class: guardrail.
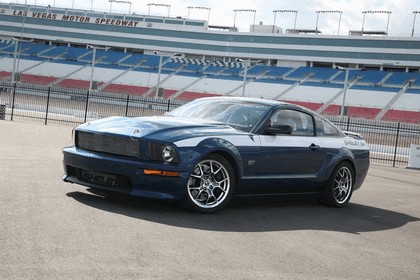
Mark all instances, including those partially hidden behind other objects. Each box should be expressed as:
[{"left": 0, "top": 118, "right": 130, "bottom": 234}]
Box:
[{"left": 1, "top": 82, "right": 419, "bottom": 167}]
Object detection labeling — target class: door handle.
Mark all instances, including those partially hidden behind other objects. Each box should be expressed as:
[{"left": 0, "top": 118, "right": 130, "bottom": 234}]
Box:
[{"left": 309, "top": 143, "right": 320, "bottom": 150}]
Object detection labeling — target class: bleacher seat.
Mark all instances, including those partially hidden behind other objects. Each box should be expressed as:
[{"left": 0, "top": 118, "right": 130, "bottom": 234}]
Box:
[
  {"left": 307, "top": 67, "right": 339, "bottom": 82},
  {"left": 182, "top": 64, "right": 204, "bottom": 72},
  {"left": 284, "top": 100, "right": 323, "bottom": 111},
  {"left": 356, "top": 70, "right": 389, "bottom": 85},
  {"left": 382, "top": 109, "right": 420, "bottom": 124},
  {"left": 176, "top": 91, "right": 220, "bottom": 101},
  {"left": 78, "top": 49, "right": 108, "bottom": 63},
  {"left": 286, "top": 67, "right": 315, "bottom": 80},
  {"left": 162, "top": 62, "right": 182, "bottom": 71},
  {"left": 246, "top": 66, "right": 271, "bottom": 77},
  {"left": 331, "top": 69, "right": 363, "bottom": 83},
  {"left": 383, "top": 72, "right": 420, "bottom": 87},
  {"left": 119, "top": 54, "right": 147, "bottom": 66},
  {"left": 62, "top": 48, "right": 90, "bottom": 61},
  {"left": 347, "top": 106, "right": 381, "bottom": 119},
  {"left": 20, "top": 74, "right": 58, "bottom": 85},
  {"left": 41, "top": 46, "right": 68, "bottom": 58},
  {"left": 142, "top": 55, "right": 163, "bottom": 68},
  {"left": 102, "top": 83, "right": 149, "bottom": 95},
  {"left": 20, "top": 42, "right": 52, "bottom": 56},
  {"left": 99, "top": 52, "right": 131, "bottom": 64},
  {"left": 265, "top": 66, "right": 293, "bottom": 78},
  {"left": 57, "top": 79, "right": 91, "bottom": 89},
  {"left": 322, "top": 104, "right": 341, "bottom": 116},
  {"left": 203, "top": 65, "right": 224, "bottom": 75},
  {"left": 222, "top": 67, "right": 243, "bottom": 75}
]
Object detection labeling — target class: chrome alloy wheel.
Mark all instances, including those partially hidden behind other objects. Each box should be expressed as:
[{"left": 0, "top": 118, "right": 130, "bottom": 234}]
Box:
[
  {"left": 333, "top": 166, "right": 353, "bottom": 204},
  {"left": 187, "top": 159, "right": 231, "bottom": 209}
]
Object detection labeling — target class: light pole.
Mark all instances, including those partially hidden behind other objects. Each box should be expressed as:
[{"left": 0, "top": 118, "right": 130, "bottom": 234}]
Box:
[
  {"left": 154, "top": 51, "right": 163, "bottom": 98},
  {"left": 272, "top": 10, "right": 298, "bottom": 33},
  {"left": 233, "top": 9, "right": 257, "bottom": 32},
  {"left": 362, "top": 10, "right": 392, "bottom": 35},
  {"left": 412, "top": 11, "right": 420, "bottom": 37},
  {"left": 315, "top": 10, "right": 343, "bottom": 35},
  {"left": 193, "top": 6, "right": 211, "bottom": 23},
  {"left": 340, "top": 68, "right": 350, "bottom": 120},
  {"left": 187, "top": 6, "right": 193, "bottom": 18},
  {"left": 147, "top": 3, "right": 171, "bottom": 17},
  {"left": 87, "top": 45, "right": 109, "bottom": 95},
  {"left": 109, "top": 0, "right": 132, "bottom": 14}
]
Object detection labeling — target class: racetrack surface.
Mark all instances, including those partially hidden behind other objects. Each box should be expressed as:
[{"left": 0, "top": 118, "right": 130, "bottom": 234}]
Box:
[{"left": 1, "top": 120, "right": 419, "bottom": 280}]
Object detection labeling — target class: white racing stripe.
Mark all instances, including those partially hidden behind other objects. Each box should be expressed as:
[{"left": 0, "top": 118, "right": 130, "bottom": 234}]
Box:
[{"left": 175, "top": 134, "right": 369, "bottom": 151}]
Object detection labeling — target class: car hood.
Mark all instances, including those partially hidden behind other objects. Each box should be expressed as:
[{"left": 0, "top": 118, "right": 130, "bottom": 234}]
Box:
[{"left": 77, "top": 116, "right": 246, "bottom": 142}]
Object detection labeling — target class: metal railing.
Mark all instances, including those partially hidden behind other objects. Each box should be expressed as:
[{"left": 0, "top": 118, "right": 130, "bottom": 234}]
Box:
[
  {"left": 0, "top": 82, "right": 185, "bottom": 126},
  {"left": 1, "top": 82, "right": 419, "bottom": 167}
]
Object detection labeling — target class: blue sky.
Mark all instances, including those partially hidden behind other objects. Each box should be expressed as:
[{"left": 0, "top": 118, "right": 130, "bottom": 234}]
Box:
[{"left": 4, "top": 0, "right": 420, "bottom": 36}]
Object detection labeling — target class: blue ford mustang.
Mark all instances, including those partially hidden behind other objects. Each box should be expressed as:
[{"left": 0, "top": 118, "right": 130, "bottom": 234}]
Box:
[{"left": 62, "top": 97, "right": 370, "bottom": 213}]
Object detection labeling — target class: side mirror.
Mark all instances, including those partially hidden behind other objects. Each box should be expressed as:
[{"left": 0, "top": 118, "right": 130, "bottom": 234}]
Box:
[{"left": 263, "top": 124, "right": 293, "bottom": 135}]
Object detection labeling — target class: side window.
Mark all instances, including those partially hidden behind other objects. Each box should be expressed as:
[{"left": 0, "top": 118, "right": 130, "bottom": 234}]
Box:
[
  {"left": 270, "top": 109, "right": 314, "bottom": 136},
  {"left": 321, "top": 119, "right": 340, "bottom": 136}
]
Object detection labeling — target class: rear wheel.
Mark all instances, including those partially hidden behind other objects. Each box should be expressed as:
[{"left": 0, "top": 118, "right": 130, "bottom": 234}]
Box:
[
  {"left": 321, "top": 162, "right": 354, "bottom": 207},
  {"left": 184, "top": 154, "right": 236, "bottom": 213}
]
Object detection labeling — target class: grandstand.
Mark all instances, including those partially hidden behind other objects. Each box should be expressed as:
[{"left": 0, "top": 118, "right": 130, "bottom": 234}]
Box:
[{"left": 0, "top": 3, "right": 419, "bottom": 124}]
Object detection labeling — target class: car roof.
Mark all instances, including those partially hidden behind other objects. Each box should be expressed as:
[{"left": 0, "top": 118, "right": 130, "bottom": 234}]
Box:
[{"left": 195, "top": 96, "right": 288, "bottom": 106}]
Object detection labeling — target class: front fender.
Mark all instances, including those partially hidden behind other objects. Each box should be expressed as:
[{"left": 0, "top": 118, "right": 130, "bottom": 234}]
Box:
[{"left": 176, "top": 137, "right": 244, "bottom": 177}]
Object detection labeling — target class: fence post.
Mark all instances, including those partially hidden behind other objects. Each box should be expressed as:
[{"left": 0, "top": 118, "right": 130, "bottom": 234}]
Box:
[
  {"left": 393, "top": 122, "right": 401, "bottom": 167},
  {"left": 346, "top": 117, "right": 350, "bottom": 131},
  {"left": 125, "top": 95, "right": 129, "bottom": 116},
  {"left": 44, "top": 87, "right": 51, "bottom": 125},
  {"left": 10, "top": 83, "right": 17, "bottom": 121},
  {"left": 84, "top": 90, "right": 90, "bottom": 123},
  {"left": 167, "top": 99, "right": 171, "bottom": 112}
]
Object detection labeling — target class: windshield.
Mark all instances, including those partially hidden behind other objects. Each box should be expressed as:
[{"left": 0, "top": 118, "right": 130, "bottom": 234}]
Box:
[{"left": 167, "top": 99, "right": 271, "bottom": 132}]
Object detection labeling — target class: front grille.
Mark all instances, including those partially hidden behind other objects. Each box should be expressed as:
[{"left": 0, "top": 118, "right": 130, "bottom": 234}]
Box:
[{"left": 76, "top": 131, "right": 140, "bottom": 158}]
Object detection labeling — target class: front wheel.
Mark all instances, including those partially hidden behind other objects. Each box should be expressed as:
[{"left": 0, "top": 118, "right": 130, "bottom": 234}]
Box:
[
  {"left": 321, "top": 162, "right": 354, "bottom": 207},
  {"left": 184, "top": 154, "right": 236, "bottom": 213}
]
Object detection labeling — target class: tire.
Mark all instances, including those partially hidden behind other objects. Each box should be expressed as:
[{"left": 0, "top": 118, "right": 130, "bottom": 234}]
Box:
[
  {"left": 184, "top": 154, "right": 236, "bottom": 213},
  {"left": 321, "top": 162, "right": 354, "bottom": 208}
]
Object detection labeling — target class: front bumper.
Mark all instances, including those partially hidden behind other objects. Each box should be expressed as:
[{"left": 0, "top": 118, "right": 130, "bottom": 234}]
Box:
[{"left": 62, "top": 146, "right": 190, "bottom": 201}]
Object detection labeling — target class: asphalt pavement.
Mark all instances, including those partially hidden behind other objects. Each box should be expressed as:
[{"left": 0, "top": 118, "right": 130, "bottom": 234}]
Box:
[{"left": 1, "top": 120, "right": 419, "bottom": 280}]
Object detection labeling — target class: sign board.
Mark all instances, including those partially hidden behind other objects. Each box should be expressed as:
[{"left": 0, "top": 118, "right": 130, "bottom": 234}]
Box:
[{"left": 408, "top": 144, "right": 420, "bottom": 169}]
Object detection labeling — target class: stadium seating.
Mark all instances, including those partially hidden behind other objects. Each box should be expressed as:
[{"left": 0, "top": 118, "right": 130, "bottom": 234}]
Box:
[
  {"left": 1, "top": 41, "right": 420, "bottom": 124},
  {"left": 356, "top": 70, "right": 389, "bottom": 85},
  {"left": 99, "top": 52, "right": 130, "bottom": 64},
  {"left": 102, "top": 83, "right": 150, "bottom": 95},
  {"left": 119, "top": 54, "right": 147, "bottom": 66},
  {"left": 265, "top": 67, "right": 293, "bottom": 78},
  {"left": 0, "top": 71, "right": 11, "bottom": 80},
  {"left": 381, "top": 109, "right": 420, "bottom": 123},
  {"left": 383, "top": 72, "right": 420, "bottom": 87},
  {"left": 62, "top": 47, "right": 90, "bottom": 61},
  {"left": 246, "top": 65, "right": 271, "bottom": 77},
  {"left": 57, "top": 79, "right": 91, "bottom": 89},
  {"left": 20, "top": 74, "right": 58, "bottom": 85},
  {"left": 176, "top": 91, "right": 219, "bottom": 101},
  {"left": 41, "top": 46, "right": 68, "bottom": 59},
  {"left": 347, "top": 106, "right": 381, "bottom": 119}
]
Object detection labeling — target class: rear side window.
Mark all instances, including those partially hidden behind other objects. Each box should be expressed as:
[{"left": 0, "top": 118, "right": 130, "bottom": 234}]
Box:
[
  {"left": 321, "top": 119, "right": 340, "bottom": 136},
  {"left": 270, "top": 109, "right": 314, "bottom": 136}
]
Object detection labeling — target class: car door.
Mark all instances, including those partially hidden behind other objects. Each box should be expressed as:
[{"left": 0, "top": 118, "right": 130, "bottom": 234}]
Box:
[{"left": 256, "top": 109, "right": 327, "bottom": 194}]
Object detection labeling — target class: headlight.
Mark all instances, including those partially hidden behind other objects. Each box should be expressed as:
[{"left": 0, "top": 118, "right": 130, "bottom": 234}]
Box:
[
  {"left": 148, "top": 143, "right": 179, "bottom": 164},
  {"left": 162, "top": 145, "right": 176, "bottom": 162}
]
